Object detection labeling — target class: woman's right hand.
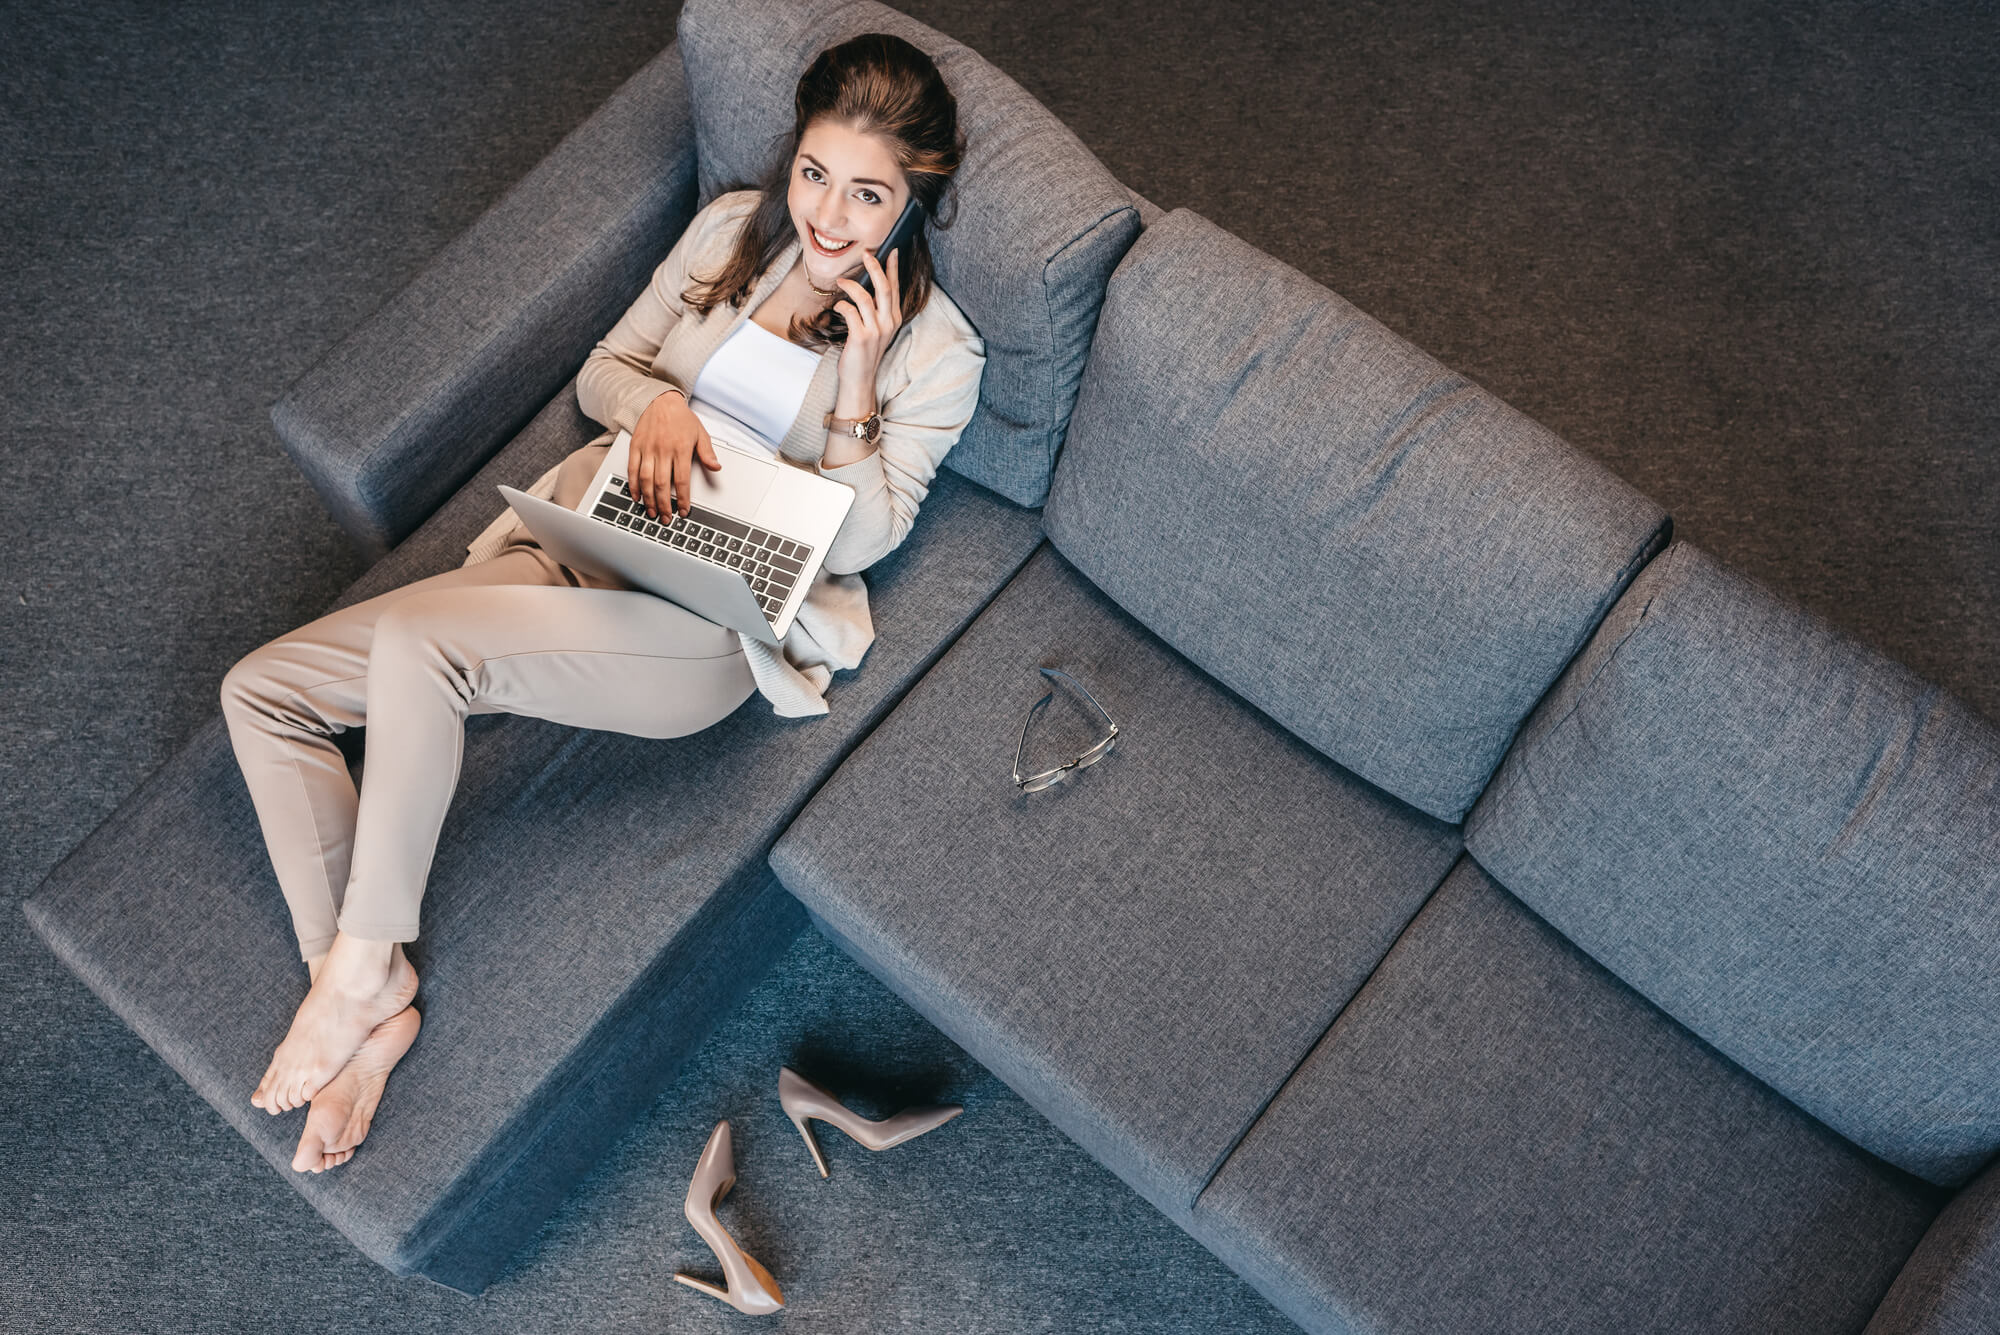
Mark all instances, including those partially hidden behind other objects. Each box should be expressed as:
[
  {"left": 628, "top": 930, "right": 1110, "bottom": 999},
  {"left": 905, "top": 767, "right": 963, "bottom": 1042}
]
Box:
[{"left": 629, "top": 389, "right": 720, "bottom": 518}]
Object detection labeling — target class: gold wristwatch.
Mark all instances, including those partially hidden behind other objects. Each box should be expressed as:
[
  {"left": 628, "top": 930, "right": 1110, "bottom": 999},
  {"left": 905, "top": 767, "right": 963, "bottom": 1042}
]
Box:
[{"left": 824, "top": 409, "right": 882, "bottom": 445}]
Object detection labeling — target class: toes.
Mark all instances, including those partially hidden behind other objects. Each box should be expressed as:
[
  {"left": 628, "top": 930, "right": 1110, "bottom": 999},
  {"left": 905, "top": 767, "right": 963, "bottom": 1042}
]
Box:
[
  {"left": 296, "top": 1086, "right": 352, "bottom": 1170},
  {"left": 258, "top": 1059, "right": 302, "bottom": 1112},
  {"left": 293, "top": 1132, "right": 326, "bottom": 1172}
]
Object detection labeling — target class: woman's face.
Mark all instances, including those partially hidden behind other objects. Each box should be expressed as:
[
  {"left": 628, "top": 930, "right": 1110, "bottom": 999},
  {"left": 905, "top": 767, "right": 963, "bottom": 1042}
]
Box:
[{"left": 787, "top": 119, "right": 909, "bottom": 293}]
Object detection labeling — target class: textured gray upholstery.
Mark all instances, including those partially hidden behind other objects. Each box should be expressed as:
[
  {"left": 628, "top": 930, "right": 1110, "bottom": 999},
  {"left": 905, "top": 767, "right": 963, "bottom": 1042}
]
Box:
[
  {"left": 1194, "top": 858, "right": 1940, "bottom": 1335},
  {"left": 1044, "top": 209, "right": 1671, "bottom": 823},
  {"left": 26, "top": 391, "right": 1045, "bottom": 1290},
  {"left": 1466, "top": 541, "right": 2000, "bottom": 1188},
  {"left": 677, "top": 0, "right": 1142, "bottom": 508},
  {"left": 770, "top": 546, "right": 1463, "bottom": 1220},
  {"left": 271, "top": 43, "right": 700, "bottom": 561},
  {"left": 1868, "top": 1158, "right": 2000, "bottom": 1335}
]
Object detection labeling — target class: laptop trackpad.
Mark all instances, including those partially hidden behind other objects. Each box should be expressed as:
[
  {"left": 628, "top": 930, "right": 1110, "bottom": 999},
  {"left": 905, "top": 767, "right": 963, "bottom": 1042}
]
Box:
[{"left": 690, "top": 447, "right": 777, "bottom": 519}]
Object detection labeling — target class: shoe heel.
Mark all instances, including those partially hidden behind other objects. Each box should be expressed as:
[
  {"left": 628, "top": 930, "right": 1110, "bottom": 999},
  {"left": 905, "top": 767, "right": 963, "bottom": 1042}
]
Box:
[
  {"left": 789, "top": 1110, "right": 831, "bottom": 1179},
  {"left": 777, "top": 1065, "right": 961, "bottom": 1179},
  {"left": 673, "top": 1273, "right": 730, "bottom": 1301}
]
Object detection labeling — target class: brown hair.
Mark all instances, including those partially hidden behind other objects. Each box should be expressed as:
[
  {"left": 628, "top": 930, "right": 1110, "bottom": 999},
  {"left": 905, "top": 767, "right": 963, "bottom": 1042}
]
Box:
[{"left": 683, "top": 33, "right": 963, "bottom": 347}]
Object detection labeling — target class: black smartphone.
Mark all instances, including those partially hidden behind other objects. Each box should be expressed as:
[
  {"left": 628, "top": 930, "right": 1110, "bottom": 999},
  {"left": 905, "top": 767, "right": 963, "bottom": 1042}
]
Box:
[{"left": 852, "top": 197, "right": 926, "bottom": 298}]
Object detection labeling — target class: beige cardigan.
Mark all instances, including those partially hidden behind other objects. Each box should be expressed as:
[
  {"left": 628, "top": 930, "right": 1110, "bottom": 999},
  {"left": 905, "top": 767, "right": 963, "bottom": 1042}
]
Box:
[{"left": 465, "top": 190, "right": 987, "bottom": 716}]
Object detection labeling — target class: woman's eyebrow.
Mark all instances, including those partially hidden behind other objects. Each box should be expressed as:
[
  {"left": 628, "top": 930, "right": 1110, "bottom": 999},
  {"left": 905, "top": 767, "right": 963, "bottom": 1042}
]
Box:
[{"left": 801, "top": 153, "right": 893, "bottom": 190}]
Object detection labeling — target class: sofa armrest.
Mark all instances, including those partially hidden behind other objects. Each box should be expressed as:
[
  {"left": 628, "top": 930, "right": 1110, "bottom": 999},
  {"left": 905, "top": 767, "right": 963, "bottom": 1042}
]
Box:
[
  {"left": 271, "top": 42, "right": 699, "bottom": 561},
  {"left": 1868, "top": 1157, "right": 2000, "bottom": 1334}
]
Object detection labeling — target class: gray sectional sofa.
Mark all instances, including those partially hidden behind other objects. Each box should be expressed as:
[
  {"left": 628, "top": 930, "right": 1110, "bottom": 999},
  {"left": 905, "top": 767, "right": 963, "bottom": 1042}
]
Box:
[{"left": 24, "top": 0, "right": 2000, "bottom": 1330}]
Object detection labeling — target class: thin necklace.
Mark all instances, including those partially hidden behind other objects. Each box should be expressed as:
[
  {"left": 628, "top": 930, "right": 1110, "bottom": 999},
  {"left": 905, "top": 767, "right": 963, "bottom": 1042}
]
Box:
[{"left": 802, "top": 258, "right": 842, "bottom": 299}]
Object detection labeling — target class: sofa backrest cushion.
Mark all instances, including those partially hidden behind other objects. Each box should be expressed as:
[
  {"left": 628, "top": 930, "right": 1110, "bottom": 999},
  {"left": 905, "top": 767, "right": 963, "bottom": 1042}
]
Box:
[
  {"left": 676, "top": 0, "right": 1141, "bottom": 508},
  {"left": 1044, "top": 209, "right": 1671, "bottom": 823},
  {"left": 1466, "top": 540, "right": 2000, "bottom": 1188}
]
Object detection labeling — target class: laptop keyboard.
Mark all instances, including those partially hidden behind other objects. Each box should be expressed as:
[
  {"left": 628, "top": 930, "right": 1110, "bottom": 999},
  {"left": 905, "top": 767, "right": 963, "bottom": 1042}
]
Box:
[{"left": 592, "top": 476, "right": 810, "bottom": 621}]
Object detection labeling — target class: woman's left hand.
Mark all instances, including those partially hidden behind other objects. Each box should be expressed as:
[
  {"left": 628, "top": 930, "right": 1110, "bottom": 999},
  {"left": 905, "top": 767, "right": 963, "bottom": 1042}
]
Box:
[{"left": 831, "top": 247, "right": 902, "bottom": 419}]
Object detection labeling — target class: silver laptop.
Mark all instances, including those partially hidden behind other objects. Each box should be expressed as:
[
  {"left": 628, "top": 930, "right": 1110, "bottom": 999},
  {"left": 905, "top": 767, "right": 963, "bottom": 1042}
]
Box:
[{"left": 499, "top": 429, "right": 855, "bottom": 646}]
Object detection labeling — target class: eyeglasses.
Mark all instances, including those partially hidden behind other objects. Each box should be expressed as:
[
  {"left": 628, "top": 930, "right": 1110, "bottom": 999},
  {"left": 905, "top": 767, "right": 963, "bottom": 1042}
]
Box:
[{"left": 1012, "top": 667, "right": 1119, "bottom": 792}]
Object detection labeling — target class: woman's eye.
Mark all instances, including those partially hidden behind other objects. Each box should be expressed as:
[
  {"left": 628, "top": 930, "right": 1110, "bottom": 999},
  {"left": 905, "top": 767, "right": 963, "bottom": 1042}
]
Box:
[
  {"left": 857, "top": 189, "right": 881, "bottom": 205},
  {"left": 802, "top": 166, "right": 824, "bottom": 183}
]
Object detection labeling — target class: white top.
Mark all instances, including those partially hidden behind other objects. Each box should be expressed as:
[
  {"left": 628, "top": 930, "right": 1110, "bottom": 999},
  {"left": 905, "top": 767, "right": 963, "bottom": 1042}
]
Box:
[{"left": 688, "top": 318, "right": 823, "bottom": 459}]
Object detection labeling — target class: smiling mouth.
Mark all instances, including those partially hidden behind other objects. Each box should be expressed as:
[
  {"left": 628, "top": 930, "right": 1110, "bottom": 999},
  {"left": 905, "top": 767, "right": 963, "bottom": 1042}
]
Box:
[{"left": 807, "top": 224, "right": 856, "bottom": 258}]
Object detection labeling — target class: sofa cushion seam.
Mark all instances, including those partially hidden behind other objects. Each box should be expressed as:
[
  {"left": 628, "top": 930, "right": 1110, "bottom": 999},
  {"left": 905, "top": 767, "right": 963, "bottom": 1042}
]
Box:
[
  {"left": 1469, "top": 541, "right": 1674, "bottom": 826},
  {"left": 1187, "top": 848, "right": 1467, "bottom": 1212}
]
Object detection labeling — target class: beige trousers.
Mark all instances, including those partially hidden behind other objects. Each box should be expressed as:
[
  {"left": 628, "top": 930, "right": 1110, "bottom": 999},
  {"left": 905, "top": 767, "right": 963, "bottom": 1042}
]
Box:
[{"left": 220, "top": 446, "right": 754, "bottom": 958}]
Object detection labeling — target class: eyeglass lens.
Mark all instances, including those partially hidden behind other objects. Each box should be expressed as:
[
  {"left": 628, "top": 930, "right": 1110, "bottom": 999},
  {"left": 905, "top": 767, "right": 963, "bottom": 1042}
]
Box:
[{"left": 1015, "top": 668, "right": 1118, "bottom": 791}]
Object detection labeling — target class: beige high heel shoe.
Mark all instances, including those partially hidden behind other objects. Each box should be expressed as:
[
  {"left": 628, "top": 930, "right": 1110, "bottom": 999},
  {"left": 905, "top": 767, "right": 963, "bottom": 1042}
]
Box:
[
  {"left": 672, "top": 1120, "right": 785, "bottom": 1315},
  {"left": 778, "top": 1066, "right": 964, "bottom": 1179}
]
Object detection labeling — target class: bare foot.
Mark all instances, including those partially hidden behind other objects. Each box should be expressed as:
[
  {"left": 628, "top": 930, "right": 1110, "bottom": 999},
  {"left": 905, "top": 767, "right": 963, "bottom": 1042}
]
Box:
[
  {"left": 254, "top": 938, "right": 417, "bottom": 1114},
  {"left": 293, "top": 1006, "right": 421, "bottom": 1173}
]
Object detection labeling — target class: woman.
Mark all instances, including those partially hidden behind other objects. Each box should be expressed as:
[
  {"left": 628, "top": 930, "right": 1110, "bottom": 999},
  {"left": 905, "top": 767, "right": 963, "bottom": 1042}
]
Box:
[{"left": 220, "top": 33, "right": 982, "bottom": 1175}]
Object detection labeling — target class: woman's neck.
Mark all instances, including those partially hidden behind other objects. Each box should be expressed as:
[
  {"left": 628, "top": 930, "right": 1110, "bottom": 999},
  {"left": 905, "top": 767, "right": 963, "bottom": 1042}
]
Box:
[{"left": 748, "top": 258, "right": 833, "bottom": 347}]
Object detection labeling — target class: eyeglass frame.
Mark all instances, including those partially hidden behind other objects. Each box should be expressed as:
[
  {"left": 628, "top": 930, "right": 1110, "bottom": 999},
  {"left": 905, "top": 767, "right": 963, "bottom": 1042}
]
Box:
[{"left": 1012, "top": 666, "right": 1120, "bottom": 792}]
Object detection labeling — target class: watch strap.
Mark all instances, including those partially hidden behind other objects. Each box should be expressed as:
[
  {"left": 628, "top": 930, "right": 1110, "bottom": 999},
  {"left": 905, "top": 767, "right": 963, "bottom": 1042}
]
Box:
[{"left": 824, "top": 409, "right": 882, "bottom": 443}]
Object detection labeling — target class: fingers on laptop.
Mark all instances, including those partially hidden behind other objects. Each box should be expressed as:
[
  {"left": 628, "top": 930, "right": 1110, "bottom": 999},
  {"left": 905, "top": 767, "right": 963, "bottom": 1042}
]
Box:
[
  {"left": 634, "top": 424, "right": 718, "bottom": 519},
  {"left": 637, "top": 448, "right": 662, "bottom": 519}
]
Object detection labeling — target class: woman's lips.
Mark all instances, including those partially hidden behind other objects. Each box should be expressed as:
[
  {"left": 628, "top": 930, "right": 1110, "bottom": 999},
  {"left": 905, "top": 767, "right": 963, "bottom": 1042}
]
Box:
[{"left": 807, "top": 223, "right": 855, "bottom": 257}]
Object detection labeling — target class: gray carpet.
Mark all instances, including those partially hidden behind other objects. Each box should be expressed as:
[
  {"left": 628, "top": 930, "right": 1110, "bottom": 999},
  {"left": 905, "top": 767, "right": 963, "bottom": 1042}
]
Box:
[{"left": 3, "top": 1, "right": 1994, "bottom": 1331}]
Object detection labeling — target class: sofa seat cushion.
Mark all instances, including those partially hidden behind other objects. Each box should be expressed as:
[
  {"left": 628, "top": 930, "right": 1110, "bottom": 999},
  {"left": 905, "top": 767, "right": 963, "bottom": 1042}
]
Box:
[
  {"left": 678, "top": 0, "right": 1142, "bottom": 508},
  {"left": 1045, "top": 209, "right": 1671, "bottom": 823},
  {"left": 24, "top": 389, "right": 1044, "bottom": 1290},
  {"left": 1193, "top": 858, "right": 1940, "bottom": 1335},
  {"left": 1466, "top": 541, "right": 2000, "bottom": 1188},
  {"left": 769, "top": 546, "right": 1463, "bottom": 1219}
]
